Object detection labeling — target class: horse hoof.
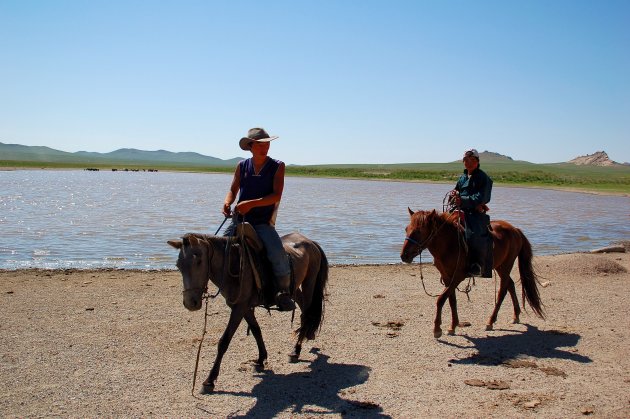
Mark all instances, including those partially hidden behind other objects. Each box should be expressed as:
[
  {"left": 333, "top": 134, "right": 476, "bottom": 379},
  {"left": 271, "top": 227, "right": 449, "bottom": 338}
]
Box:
[
  {"left": 200, "top": 383, "right": 215, "bottom": 394},
  {"left": 288, "top": 354, "right": 299, "bottom": 363},
  {"left": 485, "top": 324, "right": 493, "bottom": 331},
  {"left": 434, "top": 330, "right": 442, "bottom": 339},
  {"left": 254, "top": 360, "right": 267, "bottom": 372},
  {"left": 510, "top": 319, "right": 520, "bottom": 325},
  {"left": 447, "top": 329, "right": 455, "bottom": 336}
]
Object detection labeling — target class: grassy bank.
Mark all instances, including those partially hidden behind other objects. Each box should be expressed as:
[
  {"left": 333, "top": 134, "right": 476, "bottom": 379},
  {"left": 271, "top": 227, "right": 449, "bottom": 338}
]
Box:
[
  {"left": 2, "top": 160, "right": 629, "bottom": 195},
  {"left": 286, "top": 163, "right": 630, "bottom": 195}
]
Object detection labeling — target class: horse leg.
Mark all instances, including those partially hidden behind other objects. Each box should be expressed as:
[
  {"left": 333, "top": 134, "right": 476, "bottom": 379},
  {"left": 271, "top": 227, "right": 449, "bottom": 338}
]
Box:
[
  {"left": 434, "top": 286, "right": 455, "bottom": 339},
  {"left": 243, "top": 308, "right": 267, "bottom": 369},
  {"left": 447, "top": 292, "right": 459, "bottom": 335},
  {"left": 486, "top": 275, "right": 510, "bottom": 331},
  {"left": 202, "top": 306, "right": 245, "bottom": 393},
  {"left": 289, "top": 288, "right": 305, "bottom": 363},
  {"left": 506, "top": 279, "right": 521, "bottom": 324}
]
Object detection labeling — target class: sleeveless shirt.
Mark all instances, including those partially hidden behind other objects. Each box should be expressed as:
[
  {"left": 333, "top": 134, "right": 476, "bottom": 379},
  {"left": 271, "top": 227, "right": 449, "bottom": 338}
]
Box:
[{"left": 237, "top": 157, "right": 282, "bottom": 225}]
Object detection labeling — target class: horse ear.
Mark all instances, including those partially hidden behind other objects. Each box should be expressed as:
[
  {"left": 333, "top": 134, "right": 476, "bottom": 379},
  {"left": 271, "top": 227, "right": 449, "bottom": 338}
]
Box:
[
  {"left": 167, "top": 240, "right": 182, "bottom": 249},
  {"left": 408, "top": 207, "right": 415, "bottom": 216}
]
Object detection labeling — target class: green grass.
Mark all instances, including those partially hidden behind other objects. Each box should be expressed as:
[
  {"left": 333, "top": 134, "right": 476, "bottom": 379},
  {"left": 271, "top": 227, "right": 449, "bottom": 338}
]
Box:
[
  {"left": 2, "top": 159, "right": 629, "bottom": 195},
  {"left": 285, "top": 163, "right": 630, "bottom": 194}
]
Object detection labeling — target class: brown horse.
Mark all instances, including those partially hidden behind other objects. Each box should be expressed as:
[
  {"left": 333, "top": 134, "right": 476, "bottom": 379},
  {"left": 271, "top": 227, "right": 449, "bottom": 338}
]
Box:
[
  {"left": 400, "top": 209, "right": 544, "bottom": 338},
  {"left": 168, "top": 231, "right": 328, "bottom": 393}
]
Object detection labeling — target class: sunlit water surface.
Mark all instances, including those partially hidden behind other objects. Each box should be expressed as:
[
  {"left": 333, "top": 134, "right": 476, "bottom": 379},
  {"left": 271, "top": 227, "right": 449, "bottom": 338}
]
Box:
[{"left": 1, "top": 170, "right": 628, "bottom": 269}]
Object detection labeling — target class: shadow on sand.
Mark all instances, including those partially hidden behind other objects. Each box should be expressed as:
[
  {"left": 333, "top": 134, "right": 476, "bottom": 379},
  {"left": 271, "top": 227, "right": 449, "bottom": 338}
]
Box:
[
  {"left": 205, "top": 348, "right": 391, "bottom": 418},
  {"left": 441, "top": 324, "right": 591, "bottom": 365}
]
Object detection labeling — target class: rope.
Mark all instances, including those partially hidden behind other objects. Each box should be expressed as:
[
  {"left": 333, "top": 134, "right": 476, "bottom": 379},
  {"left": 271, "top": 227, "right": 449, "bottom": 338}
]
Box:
[
  {"left": 189, "top": 217, "right": 229, "bottom": 396},
  {"left": 413, "top": 201, "right": 476, "bottom": 301},
  {"left": 191, "top": 292, "right": 211, "bottom": 397}
]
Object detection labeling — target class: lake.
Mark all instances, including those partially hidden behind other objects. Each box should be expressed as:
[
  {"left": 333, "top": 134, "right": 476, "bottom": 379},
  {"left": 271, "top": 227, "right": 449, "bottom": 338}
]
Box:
[{"left": 1, "top": 170, "right": 628, "bottom": 269}]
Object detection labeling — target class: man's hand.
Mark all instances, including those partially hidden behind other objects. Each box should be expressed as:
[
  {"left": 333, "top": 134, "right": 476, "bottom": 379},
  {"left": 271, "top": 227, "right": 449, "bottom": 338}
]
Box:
[
  {"left": 235, "top": 200, "right": 254, "bottom": 215},
  {"left": 222, "top": 202, "right": 232, "bottom": 217},
  {"left": 476, "top": 203, "right": 490, "bottom": 213},
  {"left": 449, "top": 190, "right": 461, "bottom": 207}
]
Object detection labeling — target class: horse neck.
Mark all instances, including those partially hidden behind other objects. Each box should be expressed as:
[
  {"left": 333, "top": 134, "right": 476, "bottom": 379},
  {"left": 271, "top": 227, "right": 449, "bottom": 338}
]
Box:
[{"left": 424, "top": 212, "right": 461, "bottom": 253}]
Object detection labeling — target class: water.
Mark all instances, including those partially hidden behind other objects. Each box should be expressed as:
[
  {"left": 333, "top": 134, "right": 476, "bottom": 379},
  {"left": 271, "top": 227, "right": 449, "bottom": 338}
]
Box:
[{"left": 1, "top": 170, "right": 628, "bottom": 270}]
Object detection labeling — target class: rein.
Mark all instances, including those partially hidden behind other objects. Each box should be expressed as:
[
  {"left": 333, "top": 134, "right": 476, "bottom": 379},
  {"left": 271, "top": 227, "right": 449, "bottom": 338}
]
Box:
[
  {"left": 407, "top": 211, "right": 472, "bottom": 300},
  {"left": 190, "top": 217, "right": 230, "bottom": 396}
]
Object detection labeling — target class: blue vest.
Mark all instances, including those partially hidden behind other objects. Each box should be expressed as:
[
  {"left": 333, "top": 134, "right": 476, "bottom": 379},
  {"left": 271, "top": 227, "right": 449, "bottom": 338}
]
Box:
[{"left": 238, "top": 157, "right": 282, "bottom": 225}]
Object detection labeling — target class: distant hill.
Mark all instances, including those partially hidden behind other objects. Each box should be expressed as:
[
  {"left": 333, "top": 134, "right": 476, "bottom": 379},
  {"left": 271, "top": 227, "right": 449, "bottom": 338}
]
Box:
[
  {"left": 477, "top": 151, "right": 515, "bottom": 163},
  {"left": 568, "top": 151, "right": 623, "bottom": 167},
  {"left": 447, "top": 150, "right": 524, "bottom": 164},
  {"left": 0, "top": 142, "right": 243, "bottom": 167}
]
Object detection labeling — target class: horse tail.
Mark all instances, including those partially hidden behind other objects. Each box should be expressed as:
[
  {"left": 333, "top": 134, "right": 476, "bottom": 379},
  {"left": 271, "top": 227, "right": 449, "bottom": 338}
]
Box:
[
  {"left": 517, "top": 230, "right": 545, "bottom": 319},
  {"left": 297, "top": 241, "right": 329, "bottom": 342}
]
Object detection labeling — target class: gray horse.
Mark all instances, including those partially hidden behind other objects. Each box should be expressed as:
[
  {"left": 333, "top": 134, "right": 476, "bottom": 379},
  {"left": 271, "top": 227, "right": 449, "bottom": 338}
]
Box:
[{"left": 168, "top": 232, "right": 329, "bottom": 393}]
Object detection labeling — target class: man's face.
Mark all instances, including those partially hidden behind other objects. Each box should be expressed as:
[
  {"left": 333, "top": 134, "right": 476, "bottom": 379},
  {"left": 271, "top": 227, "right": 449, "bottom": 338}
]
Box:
[
  {"left": 250, "top": 141, "right": 270, "bottom": 157},
  {"left": 463, "top": 156, "right": 479, "bottom": 172}
]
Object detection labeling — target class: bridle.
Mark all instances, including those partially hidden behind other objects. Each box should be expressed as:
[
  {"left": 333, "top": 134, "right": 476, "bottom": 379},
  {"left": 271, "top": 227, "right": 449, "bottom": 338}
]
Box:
[
  {"left": 405, "top": 211, "right": 475, "bottom": 299},
  {"left": 181, "top": 235, "right": 216, "bottom": 297},
  {"left": 182, "top": 216, "right": 231, "bottom": 297},
  {"left": 404, "top": 219, "right": 441, "bottom": 255}
]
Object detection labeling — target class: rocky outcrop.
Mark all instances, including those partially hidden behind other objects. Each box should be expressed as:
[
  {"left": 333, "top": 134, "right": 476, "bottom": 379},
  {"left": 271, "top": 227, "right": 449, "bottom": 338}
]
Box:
[{"left": 568, "top": 151, "right": 619, "bottom": 166}]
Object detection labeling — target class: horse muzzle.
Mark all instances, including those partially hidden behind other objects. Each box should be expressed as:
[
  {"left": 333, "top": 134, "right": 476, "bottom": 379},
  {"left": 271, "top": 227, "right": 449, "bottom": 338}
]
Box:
[
  {"left": 182, "top": 289, "right": 204, "bottom": 311},
  {"left": 401, "top": 237, "right": 421, "bottom": 263},
  {"left": 400, "top": 251, "right": 417, "bottom": 264}
]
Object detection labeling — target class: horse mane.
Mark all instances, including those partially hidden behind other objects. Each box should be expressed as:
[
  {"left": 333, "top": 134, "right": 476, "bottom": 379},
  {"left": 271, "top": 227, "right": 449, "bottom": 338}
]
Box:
[
  {"left": 179, "top": 233, "right": 234, "bottom": 257},
  {"left": 412, "top": 209, "right": 461, "bottom": 233},
  {"left": 182, "top": 232, "right": 229, "bottom": 245}
]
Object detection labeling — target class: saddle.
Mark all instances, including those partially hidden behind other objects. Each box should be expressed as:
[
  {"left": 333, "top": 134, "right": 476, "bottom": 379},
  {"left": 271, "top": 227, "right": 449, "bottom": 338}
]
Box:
[
  {"left": 235, "top": 223, "right": 294, "bottom": 308},
  {"left": 444, "top": 202, "right": 494, "bottom": 278}
]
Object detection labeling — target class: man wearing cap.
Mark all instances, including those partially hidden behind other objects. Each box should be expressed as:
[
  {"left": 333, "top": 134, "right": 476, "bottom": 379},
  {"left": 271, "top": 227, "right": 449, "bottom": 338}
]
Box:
[
  {"left": 451, "top": 149, "right": 493, "bottom": 278},
  {"left": 222, "top": 127, "right": 295, "bottom": 311}
]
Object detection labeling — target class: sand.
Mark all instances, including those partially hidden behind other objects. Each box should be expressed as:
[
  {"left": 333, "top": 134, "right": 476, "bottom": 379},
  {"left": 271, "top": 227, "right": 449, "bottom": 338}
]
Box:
[{"left": 1, "top": 250, "right": 629, "bottom": 418}]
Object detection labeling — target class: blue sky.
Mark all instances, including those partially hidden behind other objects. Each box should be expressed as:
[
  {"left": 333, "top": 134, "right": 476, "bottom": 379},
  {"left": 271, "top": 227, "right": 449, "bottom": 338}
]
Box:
[{"left": 1, "top": 0, "right": 628, "bottom": 164}]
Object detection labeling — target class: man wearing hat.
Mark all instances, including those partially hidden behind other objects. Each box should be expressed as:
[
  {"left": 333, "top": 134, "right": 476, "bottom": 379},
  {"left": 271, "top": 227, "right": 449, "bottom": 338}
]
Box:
[
  {"left": 222, "top": 128, "right": 295, "bottom": 311},
  {"left": 450, "top": 149, "right": 494, "bottom": 278}
]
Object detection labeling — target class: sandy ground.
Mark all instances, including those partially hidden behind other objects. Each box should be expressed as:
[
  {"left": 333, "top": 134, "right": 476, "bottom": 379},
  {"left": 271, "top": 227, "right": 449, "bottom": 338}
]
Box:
[{"left": 1, "top": 249, "right": 629, "bottom": 418}]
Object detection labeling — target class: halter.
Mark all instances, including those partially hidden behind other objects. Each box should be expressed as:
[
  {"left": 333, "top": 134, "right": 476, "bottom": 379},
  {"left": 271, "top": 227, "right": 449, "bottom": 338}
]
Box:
[
  {"left": 182, "top": 214, "right": 233, "bottom": 297},
  {"left": 406, "top": 211, "right": 476, "bottom": 300},
  {"left": 404, "top": 220, "right": 442, "bottom": 253},
  {"left": 181, "top": 235, "right": 218, "bottom": 297}
]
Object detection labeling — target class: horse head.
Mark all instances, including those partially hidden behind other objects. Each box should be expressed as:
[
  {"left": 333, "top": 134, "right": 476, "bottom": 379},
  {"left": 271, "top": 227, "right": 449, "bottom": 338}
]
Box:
[
  {"left": 401, "top": 208, "right": 440, "bottom": 263},
  {"left": 168, "top": 233, "right": 213, "bottom": 311}
]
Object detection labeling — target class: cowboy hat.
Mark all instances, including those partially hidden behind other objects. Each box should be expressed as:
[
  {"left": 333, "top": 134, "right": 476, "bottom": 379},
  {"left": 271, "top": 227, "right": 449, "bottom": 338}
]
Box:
[{"left": 239, "top": 127, "right": 279, "bottom": 150}]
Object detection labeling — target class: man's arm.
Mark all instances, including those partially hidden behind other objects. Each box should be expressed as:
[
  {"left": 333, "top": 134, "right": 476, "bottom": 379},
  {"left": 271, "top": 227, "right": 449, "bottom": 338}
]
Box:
[{"left": 222, "top": 163, "right": 241, "bottom": 216}]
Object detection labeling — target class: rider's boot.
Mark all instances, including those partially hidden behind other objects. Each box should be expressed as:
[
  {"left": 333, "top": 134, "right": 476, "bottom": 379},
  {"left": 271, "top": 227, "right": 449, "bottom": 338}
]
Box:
[
  {"left": 481, "top": 237, "right": 493, "bottom": 278},
  {"left": 275, "top": 274, "right": 296, "bottom": 311},
  {"left": 466, "top": 247, "right": 483, "bottom": 277}
]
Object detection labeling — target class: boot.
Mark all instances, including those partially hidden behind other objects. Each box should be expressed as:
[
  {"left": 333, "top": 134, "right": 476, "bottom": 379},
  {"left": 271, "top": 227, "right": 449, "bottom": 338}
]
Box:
[
  {"left": 467, "top": 263, "right": 482, "bottom": 277},
  {"left": 275, "top": 274, "right": 295, "bottom": 312},
  {"left": 466, "top": 247, "right": 482, "bottom": 277},
  {"left": 481, "top": 237, "right": 494, "bottom": 278}
]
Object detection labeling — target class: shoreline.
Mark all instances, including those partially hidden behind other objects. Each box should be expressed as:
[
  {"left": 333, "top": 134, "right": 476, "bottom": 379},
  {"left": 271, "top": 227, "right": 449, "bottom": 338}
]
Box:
[{"left": 2, "top": 244, "right": 627, "bottom": 273}]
